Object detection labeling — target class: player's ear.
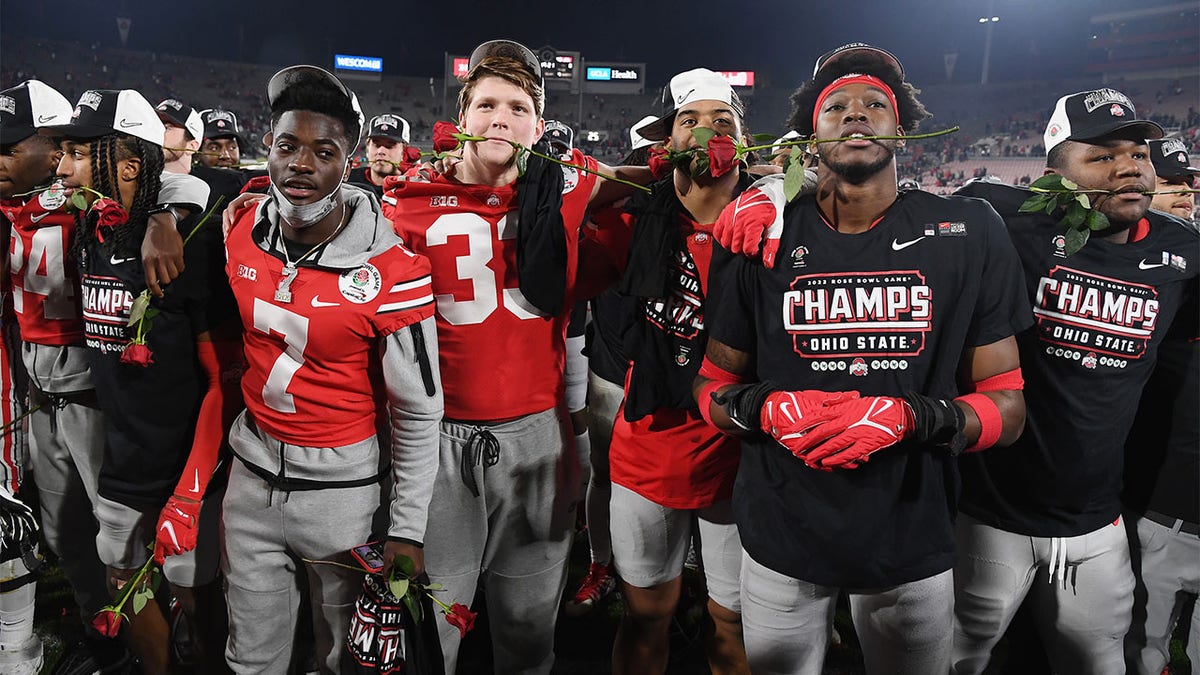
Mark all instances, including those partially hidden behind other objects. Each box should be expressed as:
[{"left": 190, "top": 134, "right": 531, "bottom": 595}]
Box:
[
  {"left": 533, "top": 118, "right": 545, "bottom": 144},
  {"left": 1044, "top": 168, "right": 1059, "bottom": 176},
  {"left": 895, "top": 127, "right": 905, "bottom": 149},
  {"left": 119, "top": 155, "right": 142, "bottom": 182},
  {"left": 262, "top": 132, "right": 273, "bottom": 149}
]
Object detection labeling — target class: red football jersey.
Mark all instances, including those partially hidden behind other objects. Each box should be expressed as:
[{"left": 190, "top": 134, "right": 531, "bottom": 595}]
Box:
[
  {"left": 1, "top": 192, "right": 84, "bottom": 345},
  {"left": 226, "top": 206, "right": 435, "bottom": 447},
  {"left": 385, "top": 150, "right": 599, "bottom": 420}
]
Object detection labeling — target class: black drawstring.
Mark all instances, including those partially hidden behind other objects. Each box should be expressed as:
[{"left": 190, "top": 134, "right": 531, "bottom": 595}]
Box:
[{"left": 460, "top": 428, "right": 500, "bottom": 498}]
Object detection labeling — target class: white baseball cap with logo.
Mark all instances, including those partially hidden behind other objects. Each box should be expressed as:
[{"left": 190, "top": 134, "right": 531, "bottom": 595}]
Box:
[
  {"left": 1, "top": 79, "right": 74, "bottom": 145},
  {"left": 41, "top": 89, "right": 165, "bottom": 147},
  {"left": 629, "top": 115, "right": 659, "bottom": 150},
  {"left": 636, "top": 68, "right": 744, "bottom": 142}
]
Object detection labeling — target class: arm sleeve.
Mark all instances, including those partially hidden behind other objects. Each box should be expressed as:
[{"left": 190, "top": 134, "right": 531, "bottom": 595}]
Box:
[
  {"left": 170, "top": 339, "right": 243, "bottom": 498},
  {"left": 381, "top": 316, "right": 443, "bottom": 545}
]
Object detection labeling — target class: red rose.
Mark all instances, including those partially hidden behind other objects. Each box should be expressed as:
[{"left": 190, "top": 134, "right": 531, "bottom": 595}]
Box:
[
  {"left": 647, "top": 146, "right": 672, "bottom": 179},
  {"left": 119, "top": 342, "right": 154, "bottom": 367},
  {"left": 444, "top": 602, "right": 477, "bottom": 638},
  {"left": 404, "top": 145, "right": 423, "bottom": 163},
  {"left": 91, "top": 609, "right": 123, "bottom": 638},
  {"left": 432, "top": 121, "right": 463, "bottom": 154},
  {"left": 240, "top": 175, "right": 272, "bottom": 194},
  {"left": 707, "top": 135, "right": 738, "bottom": 178}
]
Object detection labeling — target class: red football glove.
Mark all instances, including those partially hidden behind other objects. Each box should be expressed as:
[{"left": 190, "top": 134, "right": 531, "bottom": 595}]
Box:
[
  {"left": 713, "top": 174, "right": 789, "bottom": 268},
  {"left": 154, "top": 495, "right": 202, "bottom": 564},
  {"left": 760, "top": 389, "right": 860, "bottom": 456},
  {"left": 802, "top": 396, "right": 913, "bottom": 470}
]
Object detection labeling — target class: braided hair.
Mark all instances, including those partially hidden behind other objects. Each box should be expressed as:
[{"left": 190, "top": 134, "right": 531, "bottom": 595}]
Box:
[{"left": 71, "top": 133, "right": 163, "bottom": 263}]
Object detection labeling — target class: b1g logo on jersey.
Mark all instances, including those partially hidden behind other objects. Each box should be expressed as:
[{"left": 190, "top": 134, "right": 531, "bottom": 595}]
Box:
[
  {"left": 782, "top": 271, "right": 933, "bottom": 359},
  {"left": 430, "top": 195, "right": 459, "bottom": 208},
  {"left": 1034, "top": 266, "right": 1160, "bottom": 360},
  {"left": 339, "top": 264, "right": 383, "bottom": 304}
]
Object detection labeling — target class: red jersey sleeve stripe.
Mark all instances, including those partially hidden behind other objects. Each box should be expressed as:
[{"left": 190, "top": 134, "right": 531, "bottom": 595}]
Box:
[{"left": 377, "top": 274, "right": 434, "bottom": 315}]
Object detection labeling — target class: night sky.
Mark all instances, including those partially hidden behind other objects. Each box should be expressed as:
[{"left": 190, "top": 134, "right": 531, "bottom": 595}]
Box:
[{"left": 1, "top": 0, "right": 1151, "bottom": 88}]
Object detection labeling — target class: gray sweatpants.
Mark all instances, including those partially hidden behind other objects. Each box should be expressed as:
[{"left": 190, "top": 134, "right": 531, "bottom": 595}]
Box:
[
  {"left": 1125, "top": 514, "right": 1199, "bottom": 675},
  {"left": 952, "top": 512, "right": 1133, "bottom": 675},
  {"left": 27, "top": 392, "right": 108, "bottom": 617},
  {"left": 740, "top": 550, "right": 953, "bottom": 675},
  {"left": 422, "top": 407, "right": 579, "bottom": 675},
  {"left": 221, "top": 457, "right": 386, "bottom": 675}
]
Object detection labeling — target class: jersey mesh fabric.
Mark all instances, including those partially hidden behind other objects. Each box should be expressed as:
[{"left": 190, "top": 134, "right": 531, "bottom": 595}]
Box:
[
  {"left": 227, "top": 206, "right": 434, "bottom": 447},
  {"left": 384, "top": 149, "right": 598, "bottom": 420},
  {"left": 2, "top": 198, "right": 84, "bottom": 345}
]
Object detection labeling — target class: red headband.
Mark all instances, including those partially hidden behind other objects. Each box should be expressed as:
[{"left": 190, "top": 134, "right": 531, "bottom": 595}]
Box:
[{"left": 812, "top": 74, "right": 900, "bottom": 133}]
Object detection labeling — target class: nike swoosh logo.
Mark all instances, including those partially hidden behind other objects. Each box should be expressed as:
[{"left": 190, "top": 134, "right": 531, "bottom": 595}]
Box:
[
  {"left": 891, "top": 236, "right": 925, "bottom": 251},
  {"left": 117, "top": 119, "right": 142, "bottom": 129},
  {"left": 311, "top": 296, "right": 340, "bottom": 308},
  {"left": 189, "top": 470, "right": 200, "bottom": 494},
  {"left": 1138, "top": 259, "right": 1165, "bottom": 270},
  {"left": 37, "top": 115, "right": 55, "bottom": 123},
  {"left": 110, "top": 254, "right": 136, "bottom": 265},
  {"left": 160, "top": 521, "right": 180, "bottom": 548},
  {"left": 29, "top": 212, "right": 50, "bottom": 223}
]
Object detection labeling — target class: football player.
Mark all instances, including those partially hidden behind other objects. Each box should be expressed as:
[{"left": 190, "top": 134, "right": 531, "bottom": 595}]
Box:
[
  {"left": 221, "top": 65, "right": 441, "bottom": 673},
  {"left": 698, "top": 43, "right": 1030, "bottom": 674}
]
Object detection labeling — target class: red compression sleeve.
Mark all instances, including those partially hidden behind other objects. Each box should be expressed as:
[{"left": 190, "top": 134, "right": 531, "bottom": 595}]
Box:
[
  {"left": 172, "top": 339, "right": 244, "bottom": 499},
  {"left": 970, "top": 367, "right": 1024, "bottom": 392},
  {"left": 956, "top": 392, "right": 1002, "bottom": 452}
]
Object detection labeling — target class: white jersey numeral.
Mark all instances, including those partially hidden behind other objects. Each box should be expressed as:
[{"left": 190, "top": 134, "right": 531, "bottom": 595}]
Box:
[
  {"left": 424, "top": 212, "right": 541, "bottom": 326},
  {"left": 252, "top": 298, "right": 309, "bottom": 414},
  {"left": 9, "top": 227, "right": 76, "bottom": 320}
]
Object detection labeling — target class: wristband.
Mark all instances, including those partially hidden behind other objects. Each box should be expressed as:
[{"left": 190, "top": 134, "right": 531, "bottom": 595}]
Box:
[
  {"left": 956, "top": 392, "right": 1002, "bottom": 452},
  {"left": 712, "top": 381, "right": 777, "bottom": 432},
  {"left": 698, "top": 380, "right": 725, "bottom": 427},
  {"left": 903, "top": 391, "right": 967, "bottom": 456}
]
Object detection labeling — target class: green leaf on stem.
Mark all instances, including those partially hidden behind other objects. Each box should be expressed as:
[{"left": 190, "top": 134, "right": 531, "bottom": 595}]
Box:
[
  {"left": 131, "top": 586, "right": 153, "bottom": 614},
  {"left": 1044, "top": 198, "right": 1059, "bottom": 216},
  {"left": 1060, "top": 176, "right": 1078, "bottom": 191},
  {"left": 70, "top": 192, "right": 87, "bottom": 211},
  {"left": 783, "top": 156, "right": 807, "bottom": 202},
  {"left": 515, "top": 147, "right": 528, "bottom": 178},
  {"left": 1018, "top": 194, "right": 1051, "bottom": 213},
  {"left": 690, "top": 127, "right": 717, "bottom": 150},
  {"left": 1064, "top": 227, "right": 1089, "bottom": 256},
  {"left": 402, "top": 589, "right": 422, "bottom": 623},
  {"left": 388, "top": 576, "right": 409, "bottom": 600},
  {"left": 127, "top": 291, "right": 152, "bottom": 327},
  {"left": 1075, "top": 193, "right": 1090, "bottom": 209},
  {"left": 1062, "top": 202, "right": 1088, "bottom": 230},
  {"left": 751, "top": 132, "right": 778, "bottom": 144},
  {"left": 1085, "top": 209, "right": 1110, "bottom": 231},
  {"left": 1028, "top": 174, "right": 1063, "bottom": 191},
  {"left": 393, "top": 554, "right": 415, "bottom": 579}
]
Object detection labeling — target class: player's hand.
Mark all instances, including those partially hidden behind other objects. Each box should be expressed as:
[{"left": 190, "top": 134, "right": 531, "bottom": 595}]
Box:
[
  {"left": 153, "top": 495, "right": 201, "bottom": 564},
  {"left": 0, "top": 488, "right": 38, "bottom": 548},
  {"left": 713, "top": 174, "right": 788, "bottom": 268},
  {"left": 760, "top": 389, "right": 860, "bottom": 456},
  {"left": 222, "top": 192, "right": 268, "bottom": 240},
  {"left": 382, "top": 540, "right": 425, "bottom": 580},
  {"left": 143, "top": 212, "right": 185, "bottom": 298},
  {"left": 801, "top": 396, "right": 912, "bottom": 470}
]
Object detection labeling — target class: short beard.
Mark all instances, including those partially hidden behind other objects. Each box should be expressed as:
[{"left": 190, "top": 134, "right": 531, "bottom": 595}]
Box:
[{"left": 822, "top": 144, "right": 895, "bottom": 184}]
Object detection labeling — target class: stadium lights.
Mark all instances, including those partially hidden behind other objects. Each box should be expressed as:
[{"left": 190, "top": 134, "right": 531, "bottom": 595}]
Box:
[{"left": 978, "top": 16, "right": 999, "bottom": 22}]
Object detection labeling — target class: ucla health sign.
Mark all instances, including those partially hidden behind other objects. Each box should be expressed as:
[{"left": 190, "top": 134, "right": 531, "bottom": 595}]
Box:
[{"left": 334, "top": 54, "right": 383, "bottom": 73}]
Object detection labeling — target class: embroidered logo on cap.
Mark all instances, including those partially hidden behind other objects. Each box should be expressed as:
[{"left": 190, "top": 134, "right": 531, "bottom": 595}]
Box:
[
  {"left": 0, "top": 96, "right": 15, "bottom": 115},
  {"left": 78, "top": 91, "right": 104, "bottom": 112},
  {"left": 1082, "top": 88, "right": 1133, "bottom": 113},
  {"left": 1109, "top": 104, "right": 1125, "bottom": 117}
]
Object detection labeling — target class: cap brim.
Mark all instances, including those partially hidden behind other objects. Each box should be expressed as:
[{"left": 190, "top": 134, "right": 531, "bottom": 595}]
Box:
[
  {"left": 38, "top": 123, "right": 118, "bottom": 140},
  {"left": 814, "top": 45, "right": 904, "bottom": 79},
  {"left": 467, "top": 39, "right": 542, "bottom": 81},
  {"left": 635, "top": 113, "right": 675, "bottom": 143},
  {"left": 156, "top": 110, "right": 187, "bottom": 130},
  {"left": 367, "top": 133, "right": 406, "bottom": 144},
  {"left": 0, "top": 128, "right": 36, "bottom": 146},
  {"left": 1071, "top": 120, "right": 1165, "bottom": 145},
  {"left": 1156, "top": 163, "right": 1200, "bottom": 177}
]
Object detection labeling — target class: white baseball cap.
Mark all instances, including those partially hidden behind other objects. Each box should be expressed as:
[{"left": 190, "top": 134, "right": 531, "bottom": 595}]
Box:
[
  {"left": 636, "top": 68, "right": 743, "bottom": 142},
  {"left": 629, "top": 115, "right": 659, "bottom": 150},
  {"left": 42, "top": 89, "right": 165, "bottom": 147},
  {"left": 1, "top": 79, "right": 74, "bottom": 145}
]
